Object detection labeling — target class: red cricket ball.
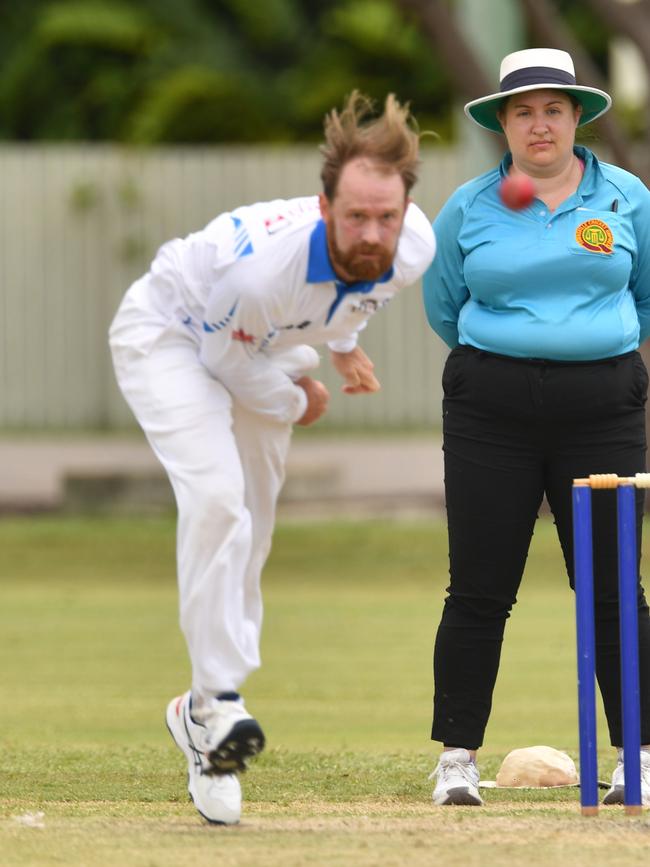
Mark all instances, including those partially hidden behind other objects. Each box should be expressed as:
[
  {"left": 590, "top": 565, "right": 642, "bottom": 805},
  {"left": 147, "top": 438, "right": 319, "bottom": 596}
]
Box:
[{"left": 499, "top": 174, "right": 536, "bottom": 210}]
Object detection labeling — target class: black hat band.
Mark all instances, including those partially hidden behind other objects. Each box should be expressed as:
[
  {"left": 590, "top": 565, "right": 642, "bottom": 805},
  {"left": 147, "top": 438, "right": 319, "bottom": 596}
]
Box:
[{"left": 500, "top": 66, "right": 576, "bottom": 93}]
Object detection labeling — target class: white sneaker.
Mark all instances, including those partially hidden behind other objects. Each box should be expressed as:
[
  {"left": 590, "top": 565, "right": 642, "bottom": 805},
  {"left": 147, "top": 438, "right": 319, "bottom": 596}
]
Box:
[
  {"left": 165, "top": 692, "right": 264, "bottom": 824},
  {"left": 430, "top": 748, "right": 483, "bottom": 806},
  {"left": 602, "top": 749, "right": 650, "bottom": 807}
]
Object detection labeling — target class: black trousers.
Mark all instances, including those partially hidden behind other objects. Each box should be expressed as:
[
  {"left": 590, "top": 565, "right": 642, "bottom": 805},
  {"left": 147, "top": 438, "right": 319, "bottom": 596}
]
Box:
[{"left": 431, "top": 345, "right": 650, "bottom": 750}]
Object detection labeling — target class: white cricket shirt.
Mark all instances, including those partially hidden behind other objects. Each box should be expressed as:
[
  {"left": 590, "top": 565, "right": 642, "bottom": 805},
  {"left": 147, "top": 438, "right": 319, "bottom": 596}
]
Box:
[{"left": 110, "top": 195, "right": 435, "bottom": 423}]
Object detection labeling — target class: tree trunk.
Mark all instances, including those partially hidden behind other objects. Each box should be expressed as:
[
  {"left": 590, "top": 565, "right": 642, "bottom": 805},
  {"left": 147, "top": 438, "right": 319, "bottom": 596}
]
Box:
[
  {"left": 395, "top": 0, "right": 493, "bottom": 100},
  {"left": 583, "top": 0, "right": 650, "bottom": 58}
]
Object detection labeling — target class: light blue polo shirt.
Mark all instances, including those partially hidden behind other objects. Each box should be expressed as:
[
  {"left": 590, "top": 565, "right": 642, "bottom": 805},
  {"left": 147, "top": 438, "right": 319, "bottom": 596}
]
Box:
[{"left": 422, "top": 146, "right": 650, "bottom": 360}]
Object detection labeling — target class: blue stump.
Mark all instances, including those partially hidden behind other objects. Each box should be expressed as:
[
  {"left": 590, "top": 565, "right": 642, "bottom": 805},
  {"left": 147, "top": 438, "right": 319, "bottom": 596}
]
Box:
[{"left": 573, "top": 484, "right": 599, "bottom": 814}]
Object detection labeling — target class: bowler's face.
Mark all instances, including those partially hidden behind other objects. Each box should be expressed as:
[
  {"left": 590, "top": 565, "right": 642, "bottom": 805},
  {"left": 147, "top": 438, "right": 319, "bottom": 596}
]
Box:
[{"left": 320, "top": 157, "right": 408, "bottom": 283}]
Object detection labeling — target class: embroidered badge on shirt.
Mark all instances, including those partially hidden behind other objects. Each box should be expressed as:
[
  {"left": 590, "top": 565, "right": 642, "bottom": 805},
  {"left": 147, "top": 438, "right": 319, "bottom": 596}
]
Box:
[{"left": 575, "top": 219, "right": 614, "bottom": 254}]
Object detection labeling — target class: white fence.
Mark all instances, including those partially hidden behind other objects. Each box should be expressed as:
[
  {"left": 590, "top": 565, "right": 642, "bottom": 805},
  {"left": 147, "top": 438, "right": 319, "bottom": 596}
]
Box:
[{"left": 0, "top": 144, "right": 468, "bottom": 431}]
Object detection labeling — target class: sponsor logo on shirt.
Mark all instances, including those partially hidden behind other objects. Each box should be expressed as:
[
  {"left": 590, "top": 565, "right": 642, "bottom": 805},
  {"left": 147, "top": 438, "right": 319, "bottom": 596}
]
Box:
[
  {"left": 575, "top": 219, "right": 613, "bottom": 254},
  {"left": 279, "top": 320, "right": 312, "bottom": 330},
  {"left": 264, "top": 214, "right": 290, "bottom": 234},
  {"left": 349, "top": 298, "right": 391, "bottom": 314},
  {"left": 232, "top": 328, "right": 256, "bottom": 343},
  {"left": 263, "top": 199, "right": 320, "bottom": 234}
]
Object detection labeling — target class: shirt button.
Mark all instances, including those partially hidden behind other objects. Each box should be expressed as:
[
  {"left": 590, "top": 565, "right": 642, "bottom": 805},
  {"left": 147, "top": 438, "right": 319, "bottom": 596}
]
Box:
[{"left": 546, "top": 224, "right": 552, "bottom": 229}]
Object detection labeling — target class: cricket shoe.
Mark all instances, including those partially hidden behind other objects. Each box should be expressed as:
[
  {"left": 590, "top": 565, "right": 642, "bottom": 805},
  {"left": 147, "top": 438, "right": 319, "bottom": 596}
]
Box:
[
  {"left": 602, "top": 749, "right": 650, "bottom": 806},
  {"left": 166, "top": 692, "right": 265, "bottom": 824},
  {"left": 430, "top": 748, "right": 484, "bottom": 806}
]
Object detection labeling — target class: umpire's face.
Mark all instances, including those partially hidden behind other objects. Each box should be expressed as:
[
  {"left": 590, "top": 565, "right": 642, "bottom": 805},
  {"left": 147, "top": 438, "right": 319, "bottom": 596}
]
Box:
[{"left": 319, "top": 157, "right": 408, "bottom": 283}]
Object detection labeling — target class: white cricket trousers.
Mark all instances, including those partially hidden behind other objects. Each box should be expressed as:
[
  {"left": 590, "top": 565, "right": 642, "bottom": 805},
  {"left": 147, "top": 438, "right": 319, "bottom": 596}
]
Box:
[{"left": 110, "top": 322, "right": 294, "bottom": 701}]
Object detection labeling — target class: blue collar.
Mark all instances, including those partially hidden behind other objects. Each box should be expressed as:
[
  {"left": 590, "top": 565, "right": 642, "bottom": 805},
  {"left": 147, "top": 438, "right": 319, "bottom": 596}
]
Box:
[{"left": 307, "top": 220, "right": 394, "bottom": 323}]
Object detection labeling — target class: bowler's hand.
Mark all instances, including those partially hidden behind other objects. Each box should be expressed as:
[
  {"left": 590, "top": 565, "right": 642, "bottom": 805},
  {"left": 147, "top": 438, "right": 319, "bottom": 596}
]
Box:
[
  {"left": 295, "top": 376, "right": 330, "bottom": 426},
  {"left": 330, "top": 346, "right": 381, "bottom": 394}
]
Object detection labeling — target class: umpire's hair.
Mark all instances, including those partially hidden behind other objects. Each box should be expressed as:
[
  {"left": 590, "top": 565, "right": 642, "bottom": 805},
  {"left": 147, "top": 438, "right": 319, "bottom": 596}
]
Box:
[{"left": 320, "top": 91, "right": 420, "bottom": 201}]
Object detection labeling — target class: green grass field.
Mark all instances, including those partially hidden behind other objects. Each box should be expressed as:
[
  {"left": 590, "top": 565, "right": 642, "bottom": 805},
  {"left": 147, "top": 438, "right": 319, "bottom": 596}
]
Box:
[{"left": 1, "top": 515, "right": 649, "bottom": 866}]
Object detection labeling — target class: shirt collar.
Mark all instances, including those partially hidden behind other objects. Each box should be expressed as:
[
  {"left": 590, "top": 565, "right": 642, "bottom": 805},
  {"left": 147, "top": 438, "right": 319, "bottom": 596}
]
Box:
[
  {"left": 573, "top": 145, "right": 599, "bottom": 197},
  {"left": 498, "top": 146, "right": 599, "bottom": 195},
  {"left": 306, "top": 219, "right": 394, "bottom": 290}
]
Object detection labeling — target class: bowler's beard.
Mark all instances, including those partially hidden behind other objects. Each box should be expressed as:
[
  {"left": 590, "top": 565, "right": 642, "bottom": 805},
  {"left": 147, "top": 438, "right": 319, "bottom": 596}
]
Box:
[{"left": 328, "top": 231, "right": 395, "bottom": 283}]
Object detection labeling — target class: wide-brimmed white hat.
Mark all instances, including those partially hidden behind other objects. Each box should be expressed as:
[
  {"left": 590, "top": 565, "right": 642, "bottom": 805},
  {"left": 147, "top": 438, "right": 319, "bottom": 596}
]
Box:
[{"left": 464, "top": 48, "right": 612, "bottom": 132}]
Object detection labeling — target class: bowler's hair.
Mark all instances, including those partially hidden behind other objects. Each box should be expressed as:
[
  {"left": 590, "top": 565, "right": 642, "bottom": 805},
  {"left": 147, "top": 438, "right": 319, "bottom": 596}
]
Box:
[{"left": 320, "top": 91, "right": 420, "bottom": 200}]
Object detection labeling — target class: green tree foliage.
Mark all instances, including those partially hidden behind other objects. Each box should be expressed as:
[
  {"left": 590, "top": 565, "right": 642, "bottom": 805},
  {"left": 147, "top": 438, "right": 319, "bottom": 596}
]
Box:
[
  {"left": 0, "top": 0, "right": 454, "bottom": 143},
  {"left": 0, "top": 0, "right": 613, "bottom": 144}
]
